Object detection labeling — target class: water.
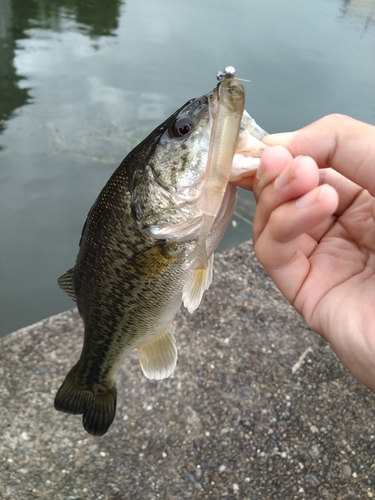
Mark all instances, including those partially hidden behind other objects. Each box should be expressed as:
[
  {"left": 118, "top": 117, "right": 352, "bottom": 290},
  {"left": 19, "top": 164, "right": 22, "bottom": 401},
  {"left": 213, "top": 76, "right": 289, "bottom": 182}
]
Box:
[{"left": 0, "top": 0, "right": 374, "bottom": 337}]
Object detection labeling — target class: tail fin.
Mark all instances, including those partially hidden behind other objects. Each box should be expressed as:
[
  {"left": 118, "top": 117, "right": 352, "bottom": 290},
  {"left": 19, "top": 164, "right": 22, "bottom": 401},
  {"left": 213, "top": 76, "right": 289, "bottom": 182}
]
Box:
[{"left": 54, "top": 364, "right": 117, "bottom": 436}]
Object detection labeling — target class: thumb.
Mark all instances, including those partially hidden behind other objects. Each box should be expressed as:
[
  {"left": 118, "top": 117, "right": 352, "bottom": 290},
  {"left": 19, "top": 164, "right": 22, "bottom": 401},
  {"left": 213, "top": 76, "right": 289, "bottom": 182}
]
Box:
[{"left": 264, "top": 115, "right": 375, "bottom": 196}]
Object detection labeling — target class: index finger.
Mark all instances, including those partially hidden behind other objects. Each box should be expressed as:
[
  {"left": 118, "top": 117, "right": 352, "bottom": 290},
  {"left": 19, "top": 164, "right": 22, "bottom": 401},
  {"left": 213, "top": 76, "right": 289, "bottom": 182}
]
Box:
[{"left": 264, "top": 114, "right": 375, "bottom": 196}]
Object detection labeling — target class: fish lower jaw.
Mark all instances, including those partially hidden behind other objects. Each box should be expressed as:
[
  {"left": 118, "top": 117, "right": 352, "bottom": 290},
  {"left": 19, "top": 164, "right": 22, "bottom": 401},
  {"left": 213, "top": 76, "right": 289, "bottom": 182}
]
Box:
[{"left": 229, "top": 154, "right": 261, "bottom": 182}]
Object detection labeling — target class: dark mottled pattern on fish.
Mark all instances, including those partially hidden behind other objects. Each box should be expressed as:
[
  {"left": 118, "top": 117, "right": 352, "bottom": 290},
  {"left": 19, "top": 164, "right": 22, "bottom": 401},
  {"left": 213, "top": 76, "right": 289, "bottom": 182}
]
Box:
[
  {"left": 54, "top": 85, "right": 250, "bottom": 435},
  {"left": 75, "top": 162, "right": 189, "bottom": 386}
]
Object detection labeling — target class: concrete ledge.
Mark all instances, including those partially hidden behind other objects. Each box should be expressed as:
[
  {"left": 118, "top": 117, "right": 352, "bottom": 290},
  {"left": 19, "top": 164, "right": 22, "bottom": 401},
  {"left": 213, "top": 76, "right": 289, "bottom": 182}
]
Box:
[{"left": 1, "top": 241, "right": 374, "bottom": 499}]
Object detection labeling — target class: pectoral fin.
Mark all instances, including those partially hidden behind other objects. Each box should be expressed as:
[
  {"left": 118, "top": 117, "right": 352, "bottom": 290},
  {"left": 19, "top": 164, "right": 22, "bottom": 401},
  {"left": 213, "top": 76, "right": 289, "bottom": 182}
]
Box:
[
  {"left": 182, "top": 253, "right": 214, "bottom": 313},
  {"left": 138, "top": 327, "right": 178, "bottom": 380},
  {"left": 127, "top": 244, "right": 179, "bottom": 281},
  {"left": 58, "top": 268, "right": 76, "bottom": 301}
]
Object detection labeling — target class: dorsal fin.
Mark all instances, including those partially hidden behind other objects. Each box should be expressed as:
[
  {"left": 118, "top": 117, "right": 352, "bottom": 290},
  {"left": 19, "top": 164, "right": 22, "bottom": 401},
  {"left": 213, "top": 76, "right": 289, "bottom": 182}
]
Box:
[
  {"left": 182, "top": 252, "right": 214, "bottom": 313},
  {"left": 58, "top": 268, "right": 76, "bottom": 301},
  {"left": 138, "top": 327, "right": 178, "bottom": 380}
]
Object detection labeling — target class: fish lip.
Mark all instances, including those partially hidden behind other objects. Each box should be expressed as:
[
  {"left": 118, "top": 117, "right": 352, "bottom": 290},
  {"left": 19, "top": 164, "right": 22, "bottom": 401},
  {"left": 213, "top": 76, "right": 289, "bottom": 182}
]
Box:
[
  {"left": 189, "top": 94, "right": 211, "bottom": 126},
  {"left": 195, "top": 88, "right": 217, "bottom": 152},
  {"left": 208, "top": 86, "right": 219, "bottom": 117}
]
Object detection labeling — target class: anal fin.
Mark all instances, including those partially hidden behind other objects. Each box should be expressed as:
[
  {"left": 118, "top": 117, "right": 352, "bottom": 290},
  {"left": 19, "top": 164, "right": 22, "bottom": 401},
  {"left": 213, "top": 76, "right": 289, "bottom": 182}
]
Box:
[
  {"left": 138, "top": 327, "right": 178, "bottom": 380},
  {"left": 182, "top": 252, "right": 214, "bottom": 313}
]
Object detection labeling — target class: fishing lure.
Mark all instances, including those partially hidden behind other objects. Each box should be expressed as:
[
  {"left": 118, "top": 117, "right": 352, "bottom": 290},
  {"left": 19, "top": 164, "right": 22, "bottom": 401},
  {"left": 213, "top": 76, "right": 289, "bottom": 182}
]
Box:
[{"left": 187, "top": 66, "right": 245, "bottom": 269}]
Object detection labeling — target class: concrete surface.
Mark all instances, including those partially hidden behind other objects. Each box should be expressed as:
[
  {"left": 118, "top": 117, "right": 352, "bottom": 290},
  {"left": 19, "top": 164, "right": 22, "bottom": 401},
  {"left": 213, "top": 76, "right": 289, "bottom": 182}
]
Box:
[{"left": 1, "top": 241, "right": 375, "bottom": 500}]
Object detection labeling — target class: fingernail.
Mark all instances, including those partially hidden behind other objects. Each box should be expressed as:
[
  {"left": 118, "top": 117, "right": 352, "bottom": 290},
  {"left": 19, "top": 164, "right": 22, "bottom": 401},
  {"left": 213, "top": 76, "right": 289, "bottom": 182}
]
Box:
[
  {"left": 274, "top": 157, "right": 300, "bottom": 190},
  {"left": 295, "top": 185, "right": 327, "bottom": 208},
  {"left": 264, "top": 132, "right": 294, "bottom": 146},
  {"left": 274, "top": 167, "right": 292, "bottom": 189}
]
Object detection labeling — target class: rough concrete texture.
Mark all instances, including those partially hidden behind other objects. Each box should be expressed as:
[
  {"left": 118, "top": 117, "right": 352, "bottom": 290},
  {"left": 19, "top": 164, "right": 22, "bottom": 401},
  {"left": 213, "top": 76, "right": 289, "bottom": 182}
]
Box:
[{"left": 1, "top": 241, "right": 375, "bottom": 500}]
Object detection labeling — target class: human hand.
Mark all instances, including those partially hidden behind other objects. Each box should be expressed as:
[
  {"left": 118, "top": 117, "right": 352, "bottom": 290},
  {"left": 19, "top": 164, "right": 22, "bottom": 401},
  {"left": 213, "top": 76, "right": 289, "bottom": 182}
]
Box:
[{"left": 240, "top": 114, "right": 375, "bottom": 391}]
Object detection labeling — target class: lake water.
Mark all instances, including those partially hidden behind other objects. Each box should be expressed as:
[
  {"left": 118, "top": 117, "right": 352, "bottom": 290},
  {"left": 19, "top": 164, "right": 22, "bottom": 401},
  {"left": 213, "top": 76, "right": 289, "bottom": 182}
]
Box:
[{"left": 0, "top": 0, "right": 374, "bottom": 337}]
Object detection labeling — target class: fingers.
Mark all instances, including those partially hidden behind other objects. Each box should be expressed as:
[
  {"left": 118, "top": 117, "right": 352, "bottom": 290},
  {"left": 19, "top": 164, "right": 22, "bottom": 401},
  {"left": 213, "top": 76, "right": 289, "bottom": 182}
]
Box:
[
  {"left": 255, "top": 185, "right": 339, "bottom": 305},
  {"left": 234, "top": 176, "right": 255, "bottom": 191},
  {"left": 264, "top": 185, "right": 339, "bottom": 243},
  {"left": 318, "top": 168, "right": 363, "bottom": 216},
  {"left": 264, "top": 114, "right": 375, "bottom": 196},
  {"left": 253, "top": 147, "right": 339, "bottom": 306},
  {"left": 253, "top": 147, "right": 322, "bottom": 242}
]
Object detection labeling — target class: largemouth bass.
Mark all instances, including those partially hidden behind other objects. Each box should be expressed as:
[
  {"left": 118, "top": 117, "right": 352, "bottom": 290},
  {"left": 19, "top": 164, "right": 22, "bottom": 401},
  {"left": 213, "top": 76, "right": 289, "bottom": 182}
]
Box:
[{"left": 55, "top": 68, "right": 267, "bottom": 436}]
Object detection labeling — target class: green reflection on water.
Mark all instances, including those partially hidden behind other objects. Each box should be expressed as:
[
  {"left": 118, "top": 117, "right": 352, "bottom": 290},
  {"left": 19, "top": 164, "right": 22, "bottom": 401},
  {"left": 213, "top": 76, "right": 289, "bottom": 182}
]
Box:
[
  {"left": 0, "top": 0, "right": 123, "bottom": 129},
  {"left": 11, "top": 0, "right": 122, "bottom": 37},
  {"left": 0, "top": 0, "right": 374, "bottom": 336}
]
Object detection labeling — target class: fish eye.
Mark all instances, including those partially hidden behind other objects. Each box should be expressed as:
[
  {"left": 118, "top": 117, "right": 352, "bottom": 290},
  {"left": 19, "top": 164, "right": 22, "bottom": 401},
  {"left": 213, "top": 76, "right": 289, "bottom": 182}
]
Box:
[{"left": 172, "top": 117, "right": 194, "bottom": 138}]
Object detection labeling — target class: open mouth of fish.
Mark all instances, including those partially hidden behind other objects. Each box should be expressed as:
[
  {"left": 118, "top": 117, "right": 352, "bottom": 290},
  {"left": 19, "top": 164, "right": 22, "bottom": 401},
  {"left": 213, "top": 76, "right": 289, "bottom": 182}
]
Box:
[{"left": 207, "top": 86, "right": 268, "bottom": 182}]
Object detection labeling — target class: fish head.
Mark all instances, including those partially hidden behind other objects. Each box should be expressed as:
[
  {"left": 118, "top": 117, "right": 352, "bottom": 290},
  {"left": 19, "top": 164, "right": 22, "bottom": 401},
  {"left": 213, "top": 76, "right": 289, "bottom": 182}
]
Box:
[
  {"left": 151, "top": 93, "right": 213, "bottom": 190},
  {"left": 130, "top": 92, "right": 218, "bottom": 241},
  {"left": 130, "top": 81, "right": 267, "bottom": 244}
]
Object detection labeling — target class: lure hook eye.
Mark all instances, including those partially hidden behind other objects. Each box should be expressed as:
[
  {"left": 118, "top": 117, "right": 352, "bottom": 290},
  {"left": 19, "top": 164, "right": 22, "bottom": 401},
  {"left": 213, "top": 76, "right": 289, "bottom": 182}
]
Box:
[{"left": 217, "top": 65, "right": 236, "bottom": 81}]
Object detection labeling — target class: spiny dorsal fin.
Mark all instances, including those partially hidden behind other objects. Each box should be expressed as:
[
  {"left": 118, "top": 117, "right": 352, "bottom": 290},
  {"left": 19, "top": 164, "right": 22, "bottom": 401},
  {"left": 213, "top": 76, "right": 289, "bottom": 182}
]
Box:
[
  {"left": 182, "top": 252, "right": 214, "bottom": 313},
  {"left": 58, "top": 268, "right": 76, "bottom": 301},
  {"left": 138, "top": 327, "right": 178, "bottom": 380}
]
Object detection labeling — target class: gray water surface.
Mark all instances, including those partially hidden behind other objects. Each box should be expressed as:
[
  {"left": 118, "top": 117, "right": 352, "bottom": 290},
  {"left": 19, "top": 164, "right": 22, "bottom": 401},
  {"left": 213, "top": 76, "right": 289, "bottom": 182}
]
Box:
[{"left": 0, "top": 0, "right": 374, "bottom": 336}]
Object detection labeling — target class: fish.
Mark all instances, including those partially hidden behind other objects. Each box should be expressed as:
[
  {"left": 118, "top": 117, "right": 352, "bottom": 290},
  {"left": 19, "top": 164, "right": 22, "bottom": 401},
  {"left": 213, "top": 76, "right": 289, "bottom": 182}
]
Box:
[{"left": 55, "top": 68, "right": 267, "bottom": 436}]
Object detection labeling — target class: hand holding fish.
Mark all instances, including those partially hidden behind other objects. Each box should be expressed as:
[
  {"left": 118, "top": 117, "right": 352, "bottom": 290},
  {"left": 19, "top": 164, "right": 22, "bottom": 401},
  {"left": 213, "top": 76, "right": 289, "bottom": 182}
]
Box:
[{"left": 242, "top": 114, "right": 375, "bottom": 392}]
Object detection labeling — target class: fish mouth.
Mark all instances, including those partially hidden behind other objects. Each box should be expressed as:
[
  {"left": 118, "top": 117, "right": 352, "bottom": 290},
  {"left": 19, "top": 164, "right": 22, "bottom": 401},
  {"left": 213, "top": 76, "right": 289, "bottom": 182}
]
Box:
[
  {"left": 209, "top": 83, "right": 268, "bottom": 182},
  {"left": 138, "top": 82, "right": 268, "bottom": 243},
  {"left": 199, "top": 83, "right": 267, "bottom": 183},
  {"left": 181, "top": 93, "right": 211, "bottom": 128},
  {"left": 208, "top": 86, "right": 219, "bottom": 116},
  {"left": 229, "top": 109, "right": 268, "bottom": 182}
]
